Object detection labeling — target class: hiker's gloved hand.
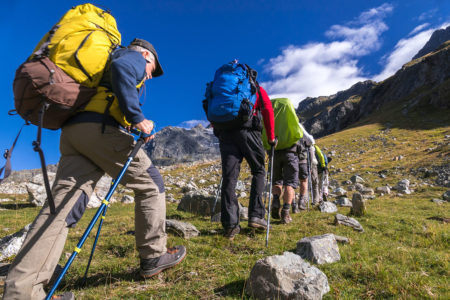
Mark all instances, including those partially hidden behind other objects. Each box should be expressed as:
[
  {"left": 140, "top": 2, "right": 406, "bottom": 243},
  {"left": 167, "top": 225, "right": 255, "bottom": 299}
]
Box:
[{"left": 134, "top": 119, "right": 154, "bottom": 143}]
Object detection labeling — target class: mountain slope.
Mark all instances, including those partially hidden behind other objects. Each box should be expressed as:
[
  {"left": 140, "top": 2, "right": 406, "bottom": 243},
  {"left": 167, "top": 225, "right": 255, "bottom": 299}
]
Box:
[{"left": 298, "top": 40, "right": 450, "bottom": 138}]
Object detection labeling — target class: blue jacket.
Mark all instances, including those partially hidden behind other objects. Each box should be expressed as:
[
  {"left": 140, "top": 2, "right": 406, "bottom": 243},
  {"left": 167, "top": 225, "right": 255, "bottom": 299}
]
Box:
[{"left": 101, "top": 48, "right": 147, "bottom": 124}]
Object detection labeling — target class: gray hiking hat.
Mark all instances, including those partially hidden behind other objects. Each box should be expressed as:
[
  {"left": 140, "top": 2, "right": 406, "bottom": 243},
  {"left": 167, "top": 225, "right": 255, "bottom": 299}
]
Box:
[{"left": 129, "top": 38, "right": 164, "bottom": 77}]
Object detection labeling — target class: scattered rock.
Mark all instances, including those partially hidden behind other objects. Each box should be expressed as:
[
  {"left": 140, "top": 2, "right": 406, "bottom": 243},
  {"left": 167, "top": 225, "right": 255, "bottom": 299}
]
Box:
[
  {"left": 334, "top": 214, "right": 364, "bottom": 232},
  {"left": 333, "top": 235, "right": 350, "bottom": 244},
  {"left": 350, "top": 193, "right": 366, "bottom": 216},
  {"left": 121, "top": 195, "right": 134, "bottom": 204},
  {"left": 443, "top": 191, "right": 450, "bottom": 201},
  {"left": 296, "top": 234, "right": 341, "bottom": 264},
  {"left": 395, "top": 179, "right": 411, "bottom": 194},
  {"left": 246, "top": 251, "right": 330, "bottom": 300},
  {"left": 319, "top": 201, "right": 338, "bottom": 213},
  {"left": 333, "top": 187, "right": 347, "bottom": 197},
  {"left": 350, "top": 175, "right": 365, "bottom": 184},
  {"left": 0, "top": 224, "right": 31, "bottom": 262},
  {"left": 360, "top": 187, "right": 374, "bottom": 196},
  {"left": 375, "top": 186, "right": 391, "bottom": 195},
  {"left": 335, "top": 197, "right": 352, "bottom": 207},
  {"left": 431, "top": 199, "right": 445, "bottom": 205},
  {"left": 166, "top": 219, "right": 200, "bottom": 239},
  {"left": 177, "top": 190, "right": 217, "bottom": 216}
]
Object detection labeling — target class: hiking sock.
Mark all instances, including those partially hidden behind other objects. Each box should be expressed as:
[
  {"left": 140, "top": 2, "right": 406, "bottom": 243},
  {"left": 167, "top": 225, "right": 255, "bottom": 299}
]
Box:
[{"left": 283, "top": 203, "right": 291, "bottom": 210}]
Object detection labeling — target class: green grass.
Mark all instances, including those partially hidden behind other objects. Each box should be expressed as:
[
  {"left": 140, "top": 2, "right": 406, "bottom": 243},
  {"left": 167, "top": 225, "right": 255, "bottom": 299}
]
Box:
[{"left": 1, "top": 116, "right": 449, "bottom": 299}]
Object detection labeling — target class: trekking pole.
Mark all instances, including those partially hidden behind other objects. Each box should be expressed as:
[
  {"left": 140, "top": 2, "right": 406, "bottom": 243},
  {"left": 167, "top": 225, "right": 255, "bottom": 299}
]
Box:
[
  {"left": 46, "top": 130, "right": 150, "bottom": 300},
  {"left": 306, "top": 149, "right": 313, "bottom": 211},
  {"left": 265, "top": 143, "right": 275, "bottom": 247},
  {"left": 210, "top": 176, "right": 223, "bottom": 221},
  {"left": 263, "top": 157, "right": 270, "bottom": 209}
]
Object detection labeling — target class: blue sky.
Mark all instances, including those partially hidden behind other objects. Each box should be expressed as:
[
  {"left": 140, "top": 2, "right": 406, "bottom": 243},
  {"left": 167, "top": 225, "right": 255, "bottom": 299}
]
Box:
[{"left": 1, "top": 0, "right": 449, "bottom": 171}]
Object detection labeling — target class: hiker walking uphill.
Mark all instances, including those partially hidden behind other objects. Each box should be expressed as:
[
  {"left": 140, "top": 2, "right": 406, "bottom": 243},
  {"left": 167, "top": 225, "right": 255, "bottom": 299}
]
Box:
[
  {"left": 203, "top": 60, "right": 275, "bottom": 240},
  {"left": 296, "top": 123, "right": 316, "bottom": 211},
  {"left": 3, "top": 37, "right": 186, "bottom": 299},
  {"left": 262, "top": 98, "right": 303, "bottom": 224},
  {"left": 314, "top": 145, "right": 332, "bottom": 203}
]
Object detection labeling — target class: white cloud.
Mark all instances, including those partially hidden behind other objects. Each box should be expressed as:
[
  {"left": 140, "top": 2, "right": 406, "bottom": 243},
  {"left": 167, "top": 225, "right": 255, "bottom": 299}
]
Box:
[
  {"left": 409, "top": 23, "right": 430, "bottom": 36},
  {"left": 262, "top": 3, "right": 393, "bottom": 107},
  {"left": 417, "top": 8, "right": 438, "bottom": 21},
  {"left": 176, "top": 120, "right": 210, "bottom": 129},
  {"left": 373, "top": 22, "right": 450, "bottom": 81}
]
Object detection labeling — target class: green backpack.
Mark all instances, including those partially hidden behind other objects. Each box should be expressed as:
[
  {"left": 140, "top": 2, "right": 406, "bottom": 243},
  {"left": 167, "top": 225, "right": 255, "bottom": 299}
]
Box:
[{"left": 262, "top": 98, "right": 303, "bottom": 150}]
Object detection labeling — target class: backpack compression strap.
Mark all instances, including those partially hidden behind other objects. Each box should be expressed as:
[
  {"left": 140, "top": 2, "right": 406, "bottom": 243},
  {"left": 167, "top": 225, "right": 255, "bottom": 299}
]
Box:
[{"left": 33, "top": 102, "right": 56, "bottom": 214}]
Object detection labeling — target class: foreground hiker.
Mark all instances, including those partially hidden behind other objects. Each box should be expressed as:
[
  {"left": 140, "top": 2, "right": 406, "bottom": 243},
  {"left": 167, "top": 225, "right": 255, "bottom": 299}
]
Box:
[
  {"left": 295, "top": 123, "right": 315, "bottom": 211},
  {"left": 262, "top": 98, "right": 303, "bottom": 224},
  {"left": 3, "top": 39, "right": 186, "bottom": 300},
  {"left": 203, "top": 61, "right": 275, "bottom": 239}
]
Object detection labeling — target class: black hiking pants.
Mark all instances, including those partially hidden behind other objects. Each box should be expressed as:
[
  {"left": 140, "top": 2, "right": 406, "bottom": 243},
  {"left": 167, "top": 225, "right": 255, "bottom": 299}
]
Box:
[{"left": 218, "top": 129, "right": 266, "bottom": 229}]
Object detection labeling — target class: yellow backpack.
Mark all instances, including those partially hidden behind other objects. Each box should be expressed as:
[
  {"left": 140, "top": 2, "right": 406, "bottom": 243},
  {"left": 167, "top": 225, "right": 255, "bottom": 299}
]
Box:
[{"left": 30, "top": 3, "right": 121, "bottom": 87}]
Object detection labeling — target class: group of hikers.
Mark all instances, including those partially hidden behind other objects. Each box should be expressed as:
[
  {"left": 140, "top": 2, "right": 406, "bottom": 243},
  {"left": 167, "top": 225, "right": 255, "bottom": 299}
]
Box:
[{"left": 2, "top": 5, "right": 329, "bottom": 299}]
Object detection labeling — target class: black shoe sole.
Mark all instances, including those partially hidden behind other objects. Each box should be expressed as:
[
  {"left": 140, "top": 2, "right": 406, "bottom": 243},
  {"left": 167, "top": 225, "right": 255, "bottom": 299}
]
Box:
[{"left": 140, "top": 250, "right": 187, "bottom": 278}]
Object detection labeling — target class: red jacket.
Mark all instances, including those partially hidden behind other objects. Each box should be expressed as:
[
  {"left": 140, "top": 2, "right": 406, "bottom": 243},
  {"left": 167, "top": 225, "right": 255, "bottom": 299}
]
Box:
[{"left": 254, "top": 86, "right": 275, "bottom": 141}]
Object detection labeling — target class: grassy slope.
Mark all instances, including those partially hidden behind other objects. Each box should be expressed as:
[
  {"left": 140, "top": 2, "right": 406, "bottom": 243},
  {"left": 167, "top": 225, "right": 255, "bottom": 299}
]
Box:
[{"left": 0, "top": 106, "right": 449, "bottom": 299}]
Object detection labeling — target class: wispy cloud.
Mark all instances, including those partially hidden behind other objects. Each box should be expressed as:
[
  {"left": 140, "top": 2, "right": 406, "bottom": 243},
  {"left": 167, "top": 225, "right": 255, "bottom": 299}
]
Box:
[
  {"left": 262, "top": 3, "right": 393, "bottom": 106},
  {"left": 417, "top": 8, "right": 438, "bottom": 21},
  {"left": 176, "top": 120, "right": 210, "bottom": 129},
  {"left": 373, "top": 22, "right": 450, "bottom": 82}
]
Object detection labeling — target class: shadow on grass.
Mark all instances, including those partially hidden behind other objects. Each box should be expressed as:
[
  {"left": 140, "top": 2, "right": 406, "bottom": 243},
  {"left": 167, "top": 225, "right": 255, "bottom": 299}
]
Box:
[
  {"left": 0, "top": 203, "right": 35, "bottom": 210},
  {"left": 214, "top": 279, "right": 245, "bottom": 298}
]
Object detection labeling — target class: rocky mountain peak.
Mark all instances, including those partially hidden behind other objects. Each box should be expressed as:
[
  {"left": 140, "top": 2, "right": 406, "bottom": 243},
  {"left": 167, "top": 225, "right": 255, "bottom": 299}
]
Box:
[{"left": 413, "top": 25, "right": 450, "bottom": 60}]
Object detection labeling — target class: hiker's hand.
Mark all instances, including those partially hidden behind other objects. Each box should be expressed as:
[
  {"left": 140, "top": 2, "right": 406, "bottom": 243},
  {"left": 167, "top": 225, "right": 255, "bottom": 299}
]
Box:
[
  {"left": 135, "top": 119, "right": 154, "bottom": 143},
  {"left": 268, "top": 138, "right": 278, "bottom": 148}
]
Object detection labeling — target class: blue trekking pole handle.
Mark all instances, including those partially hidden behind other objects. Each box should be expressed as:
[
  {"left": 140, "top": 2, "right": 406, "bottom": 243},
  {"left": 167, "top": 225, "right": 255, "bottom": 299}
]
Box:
[{"left": 45, "top": 130, "right": 147, "bottom": 300}]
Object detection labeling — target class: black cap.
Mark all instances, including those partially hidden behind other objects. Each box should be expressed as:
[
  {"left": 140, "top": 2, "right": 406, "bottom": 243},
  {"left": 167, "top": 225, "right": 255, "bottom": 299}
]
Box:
[{"left": 129, "top": 38, "right": 164, "bottom": 77}]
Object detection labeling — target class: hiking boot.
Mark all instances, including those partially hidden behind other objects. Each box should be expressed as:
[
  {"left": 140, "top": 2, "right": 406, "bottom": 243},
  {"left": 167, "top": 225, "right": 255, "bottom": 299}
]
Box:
[
  {"left": 271, "top": 195, "right": 281, "bottom": 219},
  {"left": 248, "top": 217, "right": 271, "bottom": 229},
  {"left": 281, "top": 209, "right": 292, "bottom": 224},
  {"left": 140, "top": 245, "right": 187, "bottom": 278},
  {"left": 291, "top": 202, "right": 300, "bottom": 214},
  {"left": 223, "top": 226, "right": 240, "bottom": 240},
  {"left": 298, "top": 197, "right": 307, "bottom": 210},
  {"left": 271, "top": 205, "right": 281, "bottom": 219},
  {"left": 51, "top": 292, "right": 75, "bottom": 300}
]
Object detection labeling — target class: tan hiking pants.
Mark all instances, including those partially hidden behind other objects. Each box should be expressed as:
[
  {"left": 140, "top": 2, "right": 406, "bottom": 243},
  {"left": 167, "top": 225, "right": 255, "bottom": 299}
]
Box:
[{"left": 3, "top": 123, "right": 167, "bottom": 300}]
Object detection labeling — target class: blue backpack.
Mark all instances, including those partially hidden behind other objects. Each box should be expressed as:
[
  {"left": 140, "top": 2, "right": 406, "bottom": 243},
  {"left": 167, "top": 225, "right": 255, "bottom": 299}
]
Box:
[{"left": 203, "top": 60, "right": 259, "bottom": 129}]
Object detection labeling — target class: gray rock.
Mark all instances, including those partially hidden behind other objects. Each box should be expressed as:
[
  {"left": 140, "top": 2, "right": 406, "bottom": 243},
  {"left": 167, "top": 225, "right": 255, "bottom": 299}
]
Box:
[
  {"left": 236, "top": 180, "right": 246, "bottom": 192},
  {"left": 351, "top": 192, "right": 366, "bottom": 216},
  {"left": 334, "top": 214, "right": 364, "bottom": 232},
  {"left": 121, "top": 195, "right": 134, "bottom": 204},
  {"left": 296, "top": 234, "right": 341, "bottom": 264},
  {"left": 246, "top": 251, "right": 330, "bottom": 300},
  {"left": 177, "top": 190, "right": 217, "bottom": 216},
  {"left": 354, "top": 183, "right": 364, "bottom": 192},
  {"left": 443, "top": 191, "right": 450, "bottom": 201},
  {"left": 333, "top": 235, "right": 350, "bottom": 244},
  {"left": 350, "top": 175, "right": 365, "bottom": 184},
  {"left": 181, "top": 182, "right": 198, "bottom": 193},
  {"left": 319, "top": 201, "right": 338, "bottom": 213},
  {"left": 431, "top": 198, "right": 445, "bottom": 205},
  {"left": 375, "top": 186, "right": 391, "bottom": 195},
  {"left": 360, "top": 187, "right": 374, "bottom": 196},
  {"left": 335, "top": 197, "right": 352, "bottom": 207},
  {"left": 166, "top": 219, "right": 200, "bottom": 239},
  {"left": 0, "top": 224, "right": 31, "bottom": 262},
  {"left": 395, "top": 179, "right": 411, "bottom": 194},
  {"left": 333, "top": 187, "right": 347, "bottom": 197}
]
